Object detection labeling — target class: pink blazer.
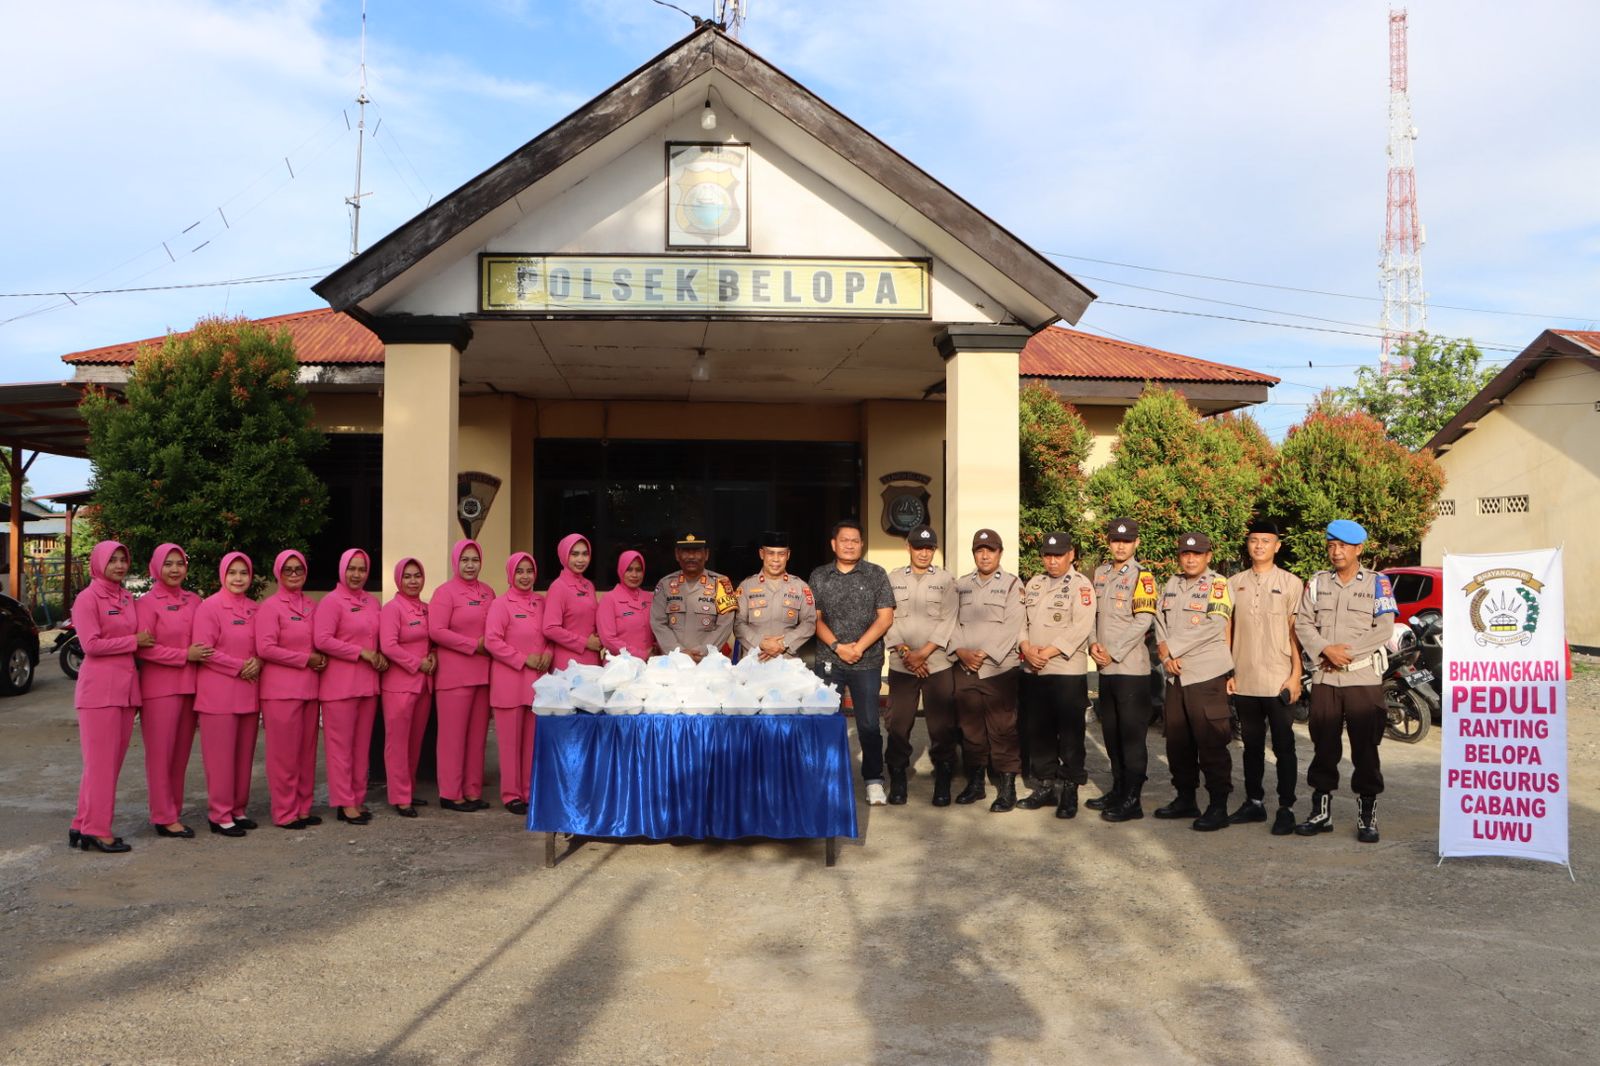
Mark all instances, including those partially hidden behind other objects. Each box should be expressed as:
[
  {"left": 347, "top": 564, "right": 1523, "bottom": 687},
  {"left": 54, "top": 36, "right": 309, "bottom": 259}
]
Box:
[
  {"left": 73, "top": 540, "right": 142, "bottom": 710},
  {"left": 381, "top": 556, "right": 433, "bottom": 696},
  {"left": 429, "top": 539, "right": 494, "bottom": 691},
  {"left": 256, "top": 550, "right": 319, "bottom": 701},
  {"left": 542, "top": 535, "right": 600, "bottom": 670},
  {"left": 597, "top": 550, "right": 655, "bottom": 660},
  {"left": 314, "top": 549, "right": 382, "bottom": 701},
  {"left": 485, "top": 552, "right": 548, "bottom": 707},
  {"left": 194, "top": 552, "right": 259, "bottom": 714},
  {"left": 135, "top": 542, "right": 200, "bottom": 699}
]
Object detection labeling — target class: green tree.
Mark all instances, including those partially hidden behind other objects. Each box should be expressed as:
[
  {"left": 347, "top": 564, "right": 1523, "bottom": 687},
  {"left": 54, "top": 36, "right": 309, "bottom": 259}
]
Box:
[
  {"left": 1333, "top": 332, "right": 1497, "bottom": 450},
  {"left": 81, "top": 316, "right": 328, "bottom": 595},
  {"left": 1017, "top": 383, "right": 1092, "bottom": 577},
  {"left": 1261, "top": 400, "right": 1444, "bottom": 580},
  {"left": 1085, "top": 385, "right": 1271, "bottom": 577}
]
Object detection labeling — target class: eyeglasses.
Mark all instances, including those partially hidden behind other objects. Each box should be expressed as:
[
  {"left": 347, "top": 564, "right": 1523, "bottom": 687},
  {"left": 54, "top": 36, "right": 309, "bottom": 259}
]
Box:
[{"left": 280, "top": 565, "right": 306, "bottom": 575}]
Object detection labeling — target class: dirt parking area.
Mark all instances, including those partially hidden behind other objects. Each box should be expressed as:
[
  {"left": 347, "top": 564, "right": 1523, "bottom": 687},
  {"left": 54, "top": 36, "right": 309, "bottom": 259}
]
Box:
[{"left": 1, "top": 660, "right": 1597, "bottom": 1065}]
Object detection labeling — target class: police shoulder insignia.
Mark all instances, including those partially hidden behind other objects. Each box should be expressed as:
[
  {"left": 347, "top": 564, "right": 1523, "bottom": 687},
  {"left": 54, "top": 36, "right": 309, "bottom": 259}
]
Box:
[
  {"left": 714, "top": 576, "right": 738, "bottom": 614},
  {"left": 803, "top": 588, "right": 814, "bottom": 605},
  {"left": 1080, "top": 585, "right": 1092, "bottom": 607}
]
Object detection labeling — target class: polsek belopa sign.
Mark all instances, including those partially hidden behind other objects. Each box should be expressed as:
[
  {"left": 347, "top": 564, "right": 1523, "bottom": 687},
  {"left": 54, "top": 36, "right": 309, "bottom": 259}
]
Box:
[
  {"left": 480, "top": 255, "right": 931, "bottom": 317},
  {"left": 1439, "top": 549, "right": 1568, "bottom": 866}
]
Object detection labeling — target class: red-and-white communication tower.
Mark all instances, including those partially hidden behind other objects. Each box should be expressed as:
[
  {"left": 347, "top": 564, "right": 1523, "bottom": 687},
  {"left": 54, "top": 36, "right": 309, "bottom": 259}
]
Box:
[{"left": 1379, "top": 8, "right": 1426, "bottom": 373}]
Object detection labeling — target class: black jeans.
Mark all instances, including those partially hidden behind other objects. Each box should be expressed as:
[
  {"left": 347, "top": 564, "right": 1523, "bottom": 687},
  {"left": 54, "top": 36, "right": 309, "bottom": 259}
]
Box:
[
  {"left": 818, "top": 663, "right": 885, "bottom": 783},
  {"left": 1234, "top": 694, "right": 1298, "bottom": 808},
  {"left": 1019, "top": 673, "right": 1089, "bottom": 785},
  {"left": 1095, "top": 673, "right": 1150, "bottom": 790}
]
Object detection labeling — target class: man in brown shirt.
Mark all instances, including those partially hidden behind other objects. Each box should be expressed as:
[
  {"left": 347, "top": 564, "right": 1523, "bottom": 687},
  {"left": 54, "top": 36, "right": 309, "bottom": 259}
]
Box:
[
  {"left": 733, "top": 531, "right": 816, "bottom": 661},
  {"left": 1016, "top": 532, "right": 1096, "bottom": 818},
  {"left": 885, "top": 525, "right": 960, "bottom": 805},
  {"left": 948, "top": 528, "right": 1026, "bottom": 812},
  {"left": 1153, "top": 533, "right": 1235, "bottom": 832},
  {"left": 650, "top": 532, "right": 737, "bottom": 660},
  {"left": 1226, "top": 519, "right": 1305, "bottom": 835}
]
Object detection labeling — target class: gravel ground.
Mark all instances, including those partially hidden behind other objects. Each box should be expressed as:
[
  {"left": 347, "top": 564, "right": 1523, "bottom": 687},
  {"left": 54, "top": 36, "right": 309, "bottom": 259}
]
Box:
[{"left": 1, "top": 658, "right": 1597, "bottom": 1065}]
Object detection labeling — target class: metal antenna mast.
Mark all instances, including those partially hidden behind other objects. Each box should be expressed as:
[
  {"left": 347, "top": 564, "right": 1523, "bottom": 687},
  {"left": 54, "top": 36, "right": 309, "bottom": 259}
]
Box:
[
  {"left": 346, "top": 0, "right": 371, "bottom": 258},
  {"left": 1379, "top": 7, "right": 1425, "bottom": 373},
  {"left": 716, "top": 0, "right": 746, "bottom": 37}
]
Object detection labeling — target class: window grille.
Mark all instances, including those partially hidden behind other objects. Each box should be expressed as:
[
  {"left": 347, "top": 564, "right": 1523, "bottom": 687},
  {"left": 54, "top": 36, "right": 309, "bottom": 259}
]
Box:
[
  {"left": 1437, "top": 498, "right": 1456, "bottom": 517},
  {"left": 1477, "top": 495, "right": 1530, "bottom": 516}
]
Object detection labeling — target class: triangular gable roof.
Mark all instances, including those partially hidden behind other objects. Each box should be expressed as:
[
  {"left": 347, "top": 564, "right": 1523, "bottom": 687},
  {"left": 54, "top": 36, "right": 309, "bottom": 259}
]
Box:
[
  {"left": 1425, "top": 329, "right": 1600, "bottom": 452},
  {"left": 312, "top": 24, "right": 1093, "bottom": 329}
]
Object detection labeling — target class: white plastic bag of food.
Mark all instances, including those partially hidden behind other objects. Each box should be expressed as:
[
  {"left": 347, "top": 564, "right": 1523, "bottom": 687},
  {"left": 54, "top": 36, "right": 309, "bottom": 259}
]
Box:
[
  {"left": 569, "top": 675, "right": 609, "bottom": 713},
  {"left": 799, "top": 685, "right": 843, "bottom": 714},
  {"left": 532, "top": 674, "right": 573, "bottom": 713},
  {"left": 644, "top": 686, "right": 682, "bottom": 713},
  {"left": 599, "top": 649, "right": 643, "bottom": 690}
]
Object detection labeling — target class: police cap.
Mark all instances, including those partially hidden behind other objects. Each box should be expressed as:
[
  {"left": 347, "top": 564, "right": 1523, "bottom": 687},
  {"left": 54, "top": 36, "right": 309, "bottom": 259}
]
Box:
[
  {"left": 676, "top": 532, "right": 710, "bottom": 548},
  {"left": 907, "top": 525, "right": 938, "bottom": 548},
  {"left": 1177, "top": 532, "right": 1213, "bottom": 554},
  {"left": 1106, "top": 518, "right": 1139, "bottom": 542},
  {"left": 1041, "top": 532, "right": 1075, "bottom": 555},
  {"left": 971, "top": 528, "right": 1003, "bottom": 551},
  {"left": 1325, "top": 519, "right": 1368, "bottom": 545}
]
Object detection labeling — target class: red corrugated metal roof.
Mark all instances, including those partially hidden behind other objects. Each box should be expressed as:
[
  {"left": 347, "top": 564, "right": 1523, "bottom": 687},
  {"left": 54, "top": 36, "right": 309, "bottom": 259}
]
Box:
[
  {"left": 1021, "top": 326, "right": 1278, "bottom": 384},
  {"left": 60, "top": 308, "right": 383, "bottom": 366},
  {"left": 1553, "top": 329, "right": 1600, "bottom": 354}
]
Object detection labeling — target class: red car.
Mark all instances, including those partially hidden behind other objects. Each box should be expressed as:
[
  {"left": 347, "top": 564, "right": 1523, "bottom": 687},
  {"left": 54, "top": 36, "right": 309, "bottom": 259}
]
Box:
[{"left": 1381, "top": 566, "right": 1443, "bottom": 623}]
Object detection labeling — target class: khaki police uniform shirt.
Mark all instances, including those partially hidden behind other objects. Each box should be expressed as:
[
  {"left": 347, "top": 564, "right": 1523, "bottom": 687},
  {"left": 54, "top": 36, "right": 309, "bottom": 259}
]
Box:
[
  {"left": 1092, "top": 559, "right": 1158, "bottom": 676},
  {"left": 885, "top": 565, "right": 958, "bottom": 676},
  {"left": 949, "top": 568, "right": 1025, "bottom": 678},
  {"left": 1021, "top": 568, "right": 1097, "bottom": 676},
  {"left": 732, "top": 572, "right": 816, "bottom": 659},
  {"left": 1294, "top": 567, "right": 1397, "bottom": 687},
  {"left": 1155, "top": 569, "right": 1234, "bottom": 686},
  {"left": 1227, "top": 565, "right": 1305, "bottom": 697},
  {"left": 650, "top": 569, "right": 737, "bottom": 654}
]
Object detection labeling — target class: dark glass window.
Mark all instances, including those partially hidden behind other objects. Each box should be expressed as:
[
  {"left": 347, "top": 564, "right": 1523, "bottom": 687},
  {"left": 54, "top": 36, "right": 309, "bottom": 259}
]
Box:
[
  {"left": 305, "top": 434, "right": 382, "bottom": 591},
  {"left": 534, "top": 439, "right": 859, "bottom": 589}
]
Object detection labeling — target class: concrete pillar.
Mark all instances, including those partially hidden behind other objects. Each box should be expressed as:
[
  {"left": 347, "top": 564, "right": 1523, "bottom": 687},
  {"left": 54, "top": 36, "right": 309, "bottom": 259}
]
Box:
[
  {"left": 937, "top": 325, "right": 1032, "bottom": 571},
  {"left": 380, "top": 338, "right": 462, "bottom": 599}
]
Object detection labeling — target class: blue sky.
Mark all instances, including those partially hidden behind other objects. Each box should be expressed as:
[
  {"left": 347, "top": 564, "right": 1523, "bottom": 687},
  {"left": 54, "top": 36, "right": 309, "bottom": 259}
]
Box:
[{"left": 4, "top": 0, "right": 1597, "bottom": 495}]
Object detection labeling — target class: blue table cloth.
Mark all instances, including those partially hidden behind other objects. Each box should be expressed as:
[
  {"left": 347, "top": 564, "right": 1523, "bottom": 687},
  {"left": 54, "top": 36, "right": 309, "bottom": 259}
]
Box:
[{"left": 528, "top": 713, "right": 859, "bottom": 841}]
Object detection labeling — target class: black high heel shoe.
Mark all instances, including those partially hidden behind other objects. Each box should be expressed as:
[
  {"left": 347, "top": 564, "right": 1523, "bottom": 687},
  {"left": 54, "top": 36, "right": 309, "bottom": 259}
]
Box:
[
  {"left": 155, "top": 824, "right": 195, "bottom": 838},
  {"left": 300, "top": 814, "right": 324, "bottom": 827},
  {"left": 232, "top": 817, "right": 259, "bottom": 831},
  {"left": 439, "top": 798, "right": 478, "bottom": 812},
  {"left": 79, "top": 835, "right": 132, "bottom": 854},
  {"left": 336, "top": 809, "right": 371, "bottom": 825},
  {"left": 68, "top": 828, "right": 81, "bottom": 848},
  {"left": 393, "top": 805, "right": 418, "bottom": 818},
  {"left": 209, "top": 820, "right": 247, "bottom": 838}
]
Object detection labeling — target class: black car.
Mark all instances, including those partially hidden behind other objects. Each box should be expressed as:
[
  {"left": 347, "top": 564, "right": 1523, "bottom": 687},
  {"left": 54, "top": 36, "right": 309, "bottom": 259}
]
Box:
[{"left": 0, "top": 592, "right": 40, "bottom": 696}]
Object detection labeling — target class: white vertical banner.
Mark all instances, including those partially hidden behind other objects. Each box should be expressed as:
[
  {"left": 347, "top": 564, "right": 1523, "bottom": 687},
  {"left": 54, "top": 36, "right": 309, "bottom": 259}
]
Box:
[{"left": 1439, "top": 548, "right": 1568, "bottom": 865}]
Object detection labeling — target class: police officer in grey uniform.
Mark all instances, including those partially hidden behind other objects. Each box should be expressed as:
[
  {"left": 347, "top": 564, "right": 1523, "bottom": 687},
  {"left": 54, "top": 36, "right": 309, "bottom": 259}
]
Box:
[
  {"left": 1293, "top": 519, "right": 1397, "bottom": 843},
  {"left": 650, "top": 531, "right": 737, "bottom": 661},
  {"left": 1088, "top": 519, "right": 1159, "bottom": 822},
  {"left": 1153, "top": 532, "right": 1236, "bottom": 832},
  {"left": 949, "top": 528, "right": 1026, "bottom": 812},
  {"left": 1016, "top": 532, "right": 1097, "bottom": 818},
  {"left": 733, "top": 531, "right": 816, "bottom": 662},
  {"left": 885, "top": 524, "right": 960, "bottom": 805}
]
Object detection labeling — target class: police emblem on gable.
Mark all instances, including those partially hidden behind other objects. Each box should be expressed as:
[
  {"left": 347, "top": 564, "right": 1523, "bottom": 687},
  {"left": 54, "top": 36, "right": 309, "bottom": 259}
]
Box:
[
  {"left": 667, "top": 143, "right": 749, "bottom": 249},
  {"left": 879, "top": 471, "right": 933, "bottom": 535}
]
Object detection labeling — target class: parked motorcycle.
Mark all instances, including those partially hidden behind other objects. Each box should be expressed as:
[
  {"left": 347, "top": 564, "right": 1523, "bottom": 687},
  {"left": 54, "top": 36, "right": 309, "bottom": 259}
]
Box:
[{"left": 49, "top": 620, "right": 82, "bottom": 680}]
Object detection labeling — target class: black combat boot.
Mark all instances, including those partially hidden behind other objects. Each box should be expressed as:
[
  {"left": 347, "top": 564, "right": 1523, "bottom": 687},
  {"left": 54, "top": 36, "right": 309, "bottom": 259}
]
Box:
[
  {"left": 887, "top": 769, "right": 908, "bottom": 806},
  {"left": 1294, "top": 790, "right": 1333, "bottom": 836},
  {"left": 1016, "top": 783, "right": 1058, "bottom": 810},
  {"left": 954, "top": 766, "right": 987, "bottom": 805},
  {"left": 1192, "top": 797, "right": 1230, "bottom": 832},
  {"left": 1153, "top": 790, "right": 1201, "bottom": 820},
  {"left": 988, "top": 773, "right": 1018, "bottom": 813},
  {"left": 1356, "top": 795, "right": 1380, "bottom": 843},
  {"left": 1101, "top": 784, "right": 1144, "bottom": 822},
  {"left": 931, "top": 763, "right": 955, "bottom": 807},
  {"left": 1085, "top": 777, "right": 1123, "bottom": 811},
  {"left": 1227, "top": 798, "right": 1268, "bottom": 824},
  {"left": 1055, "top": 784, "right": 1079, "bottom": 820}
]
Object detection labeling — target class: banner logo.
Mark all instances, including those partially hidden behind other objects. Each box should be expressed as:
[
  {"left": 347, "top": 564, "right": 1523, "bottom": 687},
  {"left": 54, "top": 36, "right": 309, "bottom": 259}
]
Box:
[{"left": 1462, "top": 567, "right": 1543, "bottom": 646}]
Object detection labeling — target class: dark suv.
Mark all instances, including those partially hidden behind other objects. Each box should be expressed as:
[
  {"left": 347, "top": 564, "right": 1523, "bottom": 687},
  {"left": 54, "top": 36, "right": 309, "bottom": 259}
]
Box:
[{"left": 0, "top": 593, "right": 39, "bottom": 696}]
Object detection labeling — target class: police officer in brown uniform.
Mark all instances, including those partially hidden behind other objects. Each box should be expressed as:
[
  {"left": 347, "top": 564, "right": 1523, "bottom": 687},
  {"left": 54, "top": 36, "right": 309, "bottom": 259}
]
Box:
[
  {"left": 1226, "top": 518, "right": 1305, "bottom": 835},
  {"left": 1293, "top": 519, "right": 1397, "bottom": 843},
  {"left": 1153, "top": 532, "right": 1236, "bottom": 831},
  {"left": 733, "top": 531, "right": 816, "bottom": 662},
  {"left": 650, "top": 532, "right": 737, "bottom": 661},
  {"left": 885, "top": 525, "right": 960, "bottom": 806},
  {"left": 1087, "top": 519, "right": 1159, "bottom": 822},
  {"left": 1015, "top": 532, "right": 1097, "bottom": 818},
  {"left": 949, "top": 528, "right": 1026, "bottom": 812}
]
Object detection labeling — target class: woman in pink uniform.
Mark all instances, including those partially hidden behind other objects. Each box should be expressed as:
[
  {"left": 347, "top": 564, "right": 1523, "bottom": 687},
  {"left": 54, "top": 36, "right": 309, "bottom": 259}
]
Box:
[
  {"left": 134, "top": 542, "right": 206, "bottom": 839},
  {"left": 255, "top": 550, "right": 328, "bottom": 829},
  {"left": 429, "top": 539, "right": 494, "bottom": 813},
  {"left": 69, "top": 540, "right": 149, "bottom": 853},
  {"left": 314, "top": 548, "right": 386, "bottom": 825},
  {"left": 597, "top": 550, "right": 656, "bottom": 660},
  {"left": 380, "top": 556, "right": 436, "bottom": 817},
  {"left": 193, "top": 552, "right": 261, "bottom": 837},
  {"left": 485, "top": 552, "right": 551, "bottom": 815},
  {"left": 542, "top": 533, "right": 602, "bottom": 671}
]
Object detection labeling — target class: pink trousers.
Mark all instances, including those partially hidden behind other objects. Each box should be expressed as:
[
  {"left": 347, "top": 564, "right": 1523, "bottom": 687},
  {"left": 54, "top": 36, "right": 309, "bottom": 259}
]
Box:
[
  {"left": 492, "top": 706, "right": 536, "bottom": 804},
  {"left": 323, "top": 697, "right": 378, "bottom": 808},
  {"left": 262, "top": 698, "right": 320, "bottom": 825},
  {"left": 383, "top": 689, "right": 432, "bottom": 806},
  {"left": 139, "top": 694, "right": 196, "bottom": 826},
  {"left": 436, "top": 685, "right": 490, "bottom": 801},
  {"left": 198, "top": 711, "right": 259, "bottom": 825},
  {"left": 73, "top": 705, "right": 137, "bottom": 839}
]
